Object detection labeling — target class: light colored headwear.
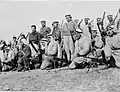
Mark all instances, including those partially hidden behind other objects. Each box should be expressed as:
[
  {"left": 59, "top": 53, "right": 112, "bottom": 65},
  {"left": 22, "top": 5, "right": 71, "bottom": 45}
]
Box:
[
  {"left": 76, "top": 29, "right": 83, "bottom": 33},
  {"left": 108, "top": 25, "right": 115, "bottom": 30},
  {"left": 20, "top": 38, "right": 27, "bottom": 44},
  {"left": 40, "top": 38, "right": 48, "bottom": 43}
]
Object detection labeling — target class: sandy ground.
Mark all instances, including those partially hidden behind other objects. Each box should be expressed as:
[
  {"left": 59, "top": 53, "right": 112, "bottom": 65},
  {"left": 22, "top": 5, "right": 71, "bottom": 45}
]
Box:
[{"left": 0, "top": 66, "right": 120, "bottom": 92}]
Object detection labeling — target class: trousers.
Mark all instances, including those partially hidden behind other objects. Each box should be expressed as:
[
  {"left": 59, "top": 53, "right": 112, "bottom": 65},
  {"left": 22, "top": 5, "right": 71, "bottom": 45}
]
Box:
[{"left": 63, "top": 35, "right": 74, "bottom": 61}]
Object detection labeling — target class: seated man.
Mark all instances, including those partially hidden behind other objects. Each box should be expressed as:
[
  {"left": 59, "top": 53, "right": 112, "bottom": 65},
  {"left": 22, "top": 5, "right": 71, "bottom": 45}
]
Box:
[
  {"left": 104, "top": 25, "right": 120, "bottom": 68},
  {"left": 17, "top": 39, "right": 31, "bottom": 72},
  {"left": 40, "top": 34, "right": 61, "bottom": 70},
  {"left": 30, "top": 38, "right": 48, "bottom": 69},
  {"left": 69, "top": 29, "right": 91, "bottom": 69},
  {"left": 91, "top": 29, "right": 104, "bottom": 58},
  {"left": 2, "top": 46, "right": 16, "bottom": 71}
]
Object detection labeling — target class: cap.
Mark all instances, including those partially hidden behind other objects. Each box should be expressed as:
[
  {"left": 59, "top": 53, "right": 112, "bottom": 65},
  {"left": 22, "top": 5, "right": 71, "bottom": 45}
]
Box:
[
  {"left": 65, "top": 14, "right": 72, "bottom": 18},
  {"left": 76, "top": 29, "right": 83, "bottom": 33},
  {"left": 97, "top": 17, "right": 102, "bottom": 20},
  {"left": 5, "top": 46, "right": 10, "bottom": 50},
  {"left": 108, "top": 25, "right": 115, "bottom": 30},
  {"left": 40, "top": 38, "right": 48, "bottom": 42},
  {"left": 92, "top": 29, "right": 97, "bottom": 33},
  {"left": 52, "top": 21, "right": 59, "bottom": 25},
  {"left": 40, "top": 20, "right": 46, "bottom": 23},
  {"left": 13, "top": 36, "right": 17, "bottom": 39},
  {"left": 84, "top": 18, "right": 90, "bottom": 20}
]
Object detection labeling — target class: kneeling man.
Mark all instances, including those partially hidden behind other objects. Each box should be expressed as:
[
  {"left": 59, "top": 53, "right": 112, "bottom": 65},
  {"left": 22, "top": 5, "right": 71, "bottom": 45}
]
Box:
[{"left": 69, "top": 29, "right": 91, "bottom": 69}]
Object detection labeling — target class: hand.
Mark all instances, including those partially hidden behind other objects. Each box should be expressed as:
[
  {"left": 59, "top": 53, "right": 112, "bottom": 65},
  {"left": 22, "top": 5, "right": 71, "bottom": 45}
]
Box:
[
  {"left": 76, "top": 53, "right": 80, "bottom": 57},
  {"left": 37, "top": 51, "right": 40, "bottom": 55}
]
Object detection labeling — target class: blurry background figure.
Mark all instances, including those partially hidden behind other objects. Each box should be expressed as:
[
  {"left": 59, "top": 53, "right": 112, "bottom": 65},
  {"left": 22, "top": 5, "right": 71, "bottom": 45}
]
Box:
[
  {"left": 11, "top": 36, "right": 18, "bottom": 49},
  {"left": 17, "top": 39, "right": 31, "bottom": 72}
]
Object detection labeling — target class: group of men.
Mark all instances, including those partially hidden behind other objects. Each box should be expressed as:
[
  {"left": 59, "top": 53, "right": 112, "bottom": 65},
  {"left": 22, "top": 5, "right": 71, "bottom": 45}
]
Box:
[{"left": 1, "top": 8, "right": 120, "bottom": 72}]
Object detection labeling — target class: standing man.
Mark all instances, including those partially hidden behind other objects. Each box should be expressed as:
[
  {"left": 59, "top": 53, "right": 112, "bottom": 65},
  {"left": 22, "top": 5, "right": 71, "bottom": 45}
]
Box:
[
  {"left": 52, "top": 21, "right": 63, "bottom": 44},
  {"left": 40, "top": 20, "right": 51, "bottom": 38},
  {"left": 62, "top": 14, "right": 78, "bottom": 63},
  {"left": 29, "top": 25, "right": 42, "bottom": 57}
]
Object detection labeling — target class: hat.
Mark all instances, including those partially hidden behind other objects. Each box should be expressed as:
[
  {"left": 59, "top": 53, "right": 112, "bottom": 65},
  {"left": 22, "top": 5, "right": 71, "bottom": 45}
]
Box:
[
  {"left": 65, "top": 14, "right": 72, "bottom": 18},
  {"left": 84, "top": 18, "right": 90, "bottom": 20},
  {"left": 76, "top": 29, "right": 83, "bottom": 33},
  {"left": 108, "top": 25, "right": 115, "bottom": 30},
  {"left": 13, "top": 36, "right": 17, "bottom": 39},
  {"left": 52, "top": 21, "right": 59, "bottom": 25},
  {"left": 5, "top": 46, "right": 10, "bottom": 51},
  {"left": 92, "top": 29, "right": 97, "bottom": 32},
  {"left": 40, "top": 38, "right": 48, "bottom": 42},
  {"left": 40, "top": 20, "right": 46, "bottom": 23},
  {"left": 97, "top": 17, "right": 102, "bottom": 20}
]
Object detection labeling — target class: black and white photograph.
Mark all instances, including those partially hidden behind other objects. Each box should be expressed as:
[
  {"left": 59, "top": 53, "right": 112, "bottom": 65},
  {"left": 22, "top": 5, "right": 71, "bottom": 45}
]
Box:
[{"left": 0, "top": 0, "right": 120, "bottom": 91}]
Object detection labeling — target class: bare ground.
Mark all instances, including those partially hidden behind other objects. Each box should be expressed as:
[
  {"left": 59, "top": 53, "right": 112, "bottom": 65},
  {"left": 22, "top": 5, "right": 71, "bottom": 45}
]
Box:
[{"left": 0, "top": 66, "right": 120, "bottom": 92}]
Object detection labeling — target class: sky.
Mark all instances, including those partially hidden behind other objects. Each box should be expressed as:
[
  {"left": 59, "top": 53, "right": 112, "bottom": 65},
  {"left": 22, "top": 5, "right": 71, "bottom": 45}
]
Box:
[{"left": 0, "top": 0, "right": 120, "bottom": 41}]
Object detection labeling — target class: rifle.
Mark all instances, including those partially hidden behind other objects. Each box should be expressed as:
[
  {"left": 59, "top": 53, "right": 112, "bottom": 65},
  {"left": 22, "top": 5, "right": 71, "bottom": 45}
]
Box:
[
  {"left": 26, "top": 32, "right": 30, "bottom": 39},
  {"left": 78, "top": 19, "right": 83, "bottom": 28},
  {"left": 30, "top": 42, "right": 38, "bottom": 53},
  {"left": 17, "top": 33, "right": 23, "bottom": 40},
  {"left": 102, "top": 12, "right": 106, "bottom": 25},
  {"left": 106, "top": 12, "right": 118, "bottom": 29}
]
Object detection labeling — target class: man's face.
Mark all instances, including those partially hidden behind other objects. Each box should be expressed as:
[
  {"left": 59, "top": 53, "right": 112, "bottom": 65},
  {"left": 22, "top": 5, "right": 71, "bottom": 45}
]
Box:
[
  {"left": 84, "top": 19, "right": 89, "bottom": 24},
  {"left": 31, "top": 27, "right": 36, "bottom": 33},
  {"left": 13, "top": 38, "right": 17, "bottom": 42},
  {"left": 107, "top": 29, "right": 114, "bottom": 37},
  {"left": 75, "top": 33, "right": 81, "bottom": 40},
  {"left": 41, "top": 22, "right": 46, "bottom": 27},
  {"left": 66, "top": 16, "right": 72, "bottom": 22},
  {"left": 97, "top": 18, "right": 102, "bottom": 24},
  {"left": 107, "top": 16, "right": 113, "bottom": 22},
  {"left": 74, "top": 19, "right": 79, "bottom": 24},
  {"left": 40, "top": 41, "right": 47, "bottom": 50},
  {"left": 53, "top": 23, "right": 58, "bottom": 28}
]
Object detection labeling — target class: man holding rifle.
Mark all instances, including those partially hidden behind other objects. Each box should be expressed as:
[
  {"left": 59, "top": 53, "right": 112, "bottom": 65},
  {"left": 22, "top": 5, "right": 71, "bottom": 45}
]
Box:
[
  {"left": 62, "top": 14, "right": 78, "bottom": 64},
  {"left": 69, "top": 29, "right": 91, "bottom": 69},
  {"left": 29, "top": 25, "right": 42, "bottom": 57}
]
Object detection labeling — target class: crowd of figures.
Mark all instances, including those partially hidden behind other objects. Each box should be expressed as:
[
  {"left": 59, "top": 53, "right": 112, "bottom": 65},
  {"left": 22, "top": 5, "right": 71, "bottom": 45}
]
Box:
[{"left": 1, "top": 9, "right": 120, "bottom": 72}]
